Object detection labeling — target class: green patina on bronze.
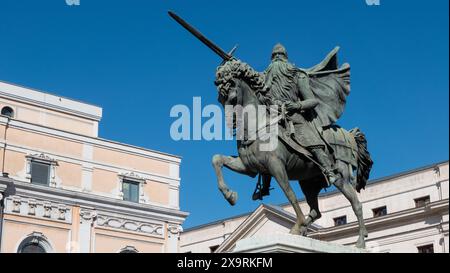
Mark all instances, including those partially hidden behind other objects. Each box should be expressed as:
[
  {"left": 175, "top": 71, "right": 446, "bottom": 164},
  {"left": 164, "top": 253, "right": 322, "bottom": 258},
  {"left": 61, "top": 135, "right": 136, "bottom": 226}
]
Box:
[{"left": 169, "top": 11, "right": 373, "bottom": 249}]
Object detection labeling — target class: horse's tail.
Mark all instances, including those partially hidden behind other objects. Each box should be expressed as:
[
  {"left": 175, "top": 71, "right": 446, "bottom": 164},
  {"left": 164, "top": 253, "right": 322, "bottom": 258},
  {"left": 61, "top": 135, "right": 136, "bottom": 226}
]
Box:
[{"left": 350, "top": 127, "right": 373, "bottom": 193}]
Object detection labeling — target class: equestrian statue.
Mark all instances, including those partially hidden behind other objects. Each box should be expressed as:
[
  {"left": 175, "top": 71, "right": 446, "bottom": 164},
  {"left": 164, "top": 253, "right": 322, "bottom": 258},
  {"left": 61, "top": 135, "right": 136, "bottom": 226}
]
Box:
[{"left": 169, "top": 11, "right": 373, "bottom": 248}]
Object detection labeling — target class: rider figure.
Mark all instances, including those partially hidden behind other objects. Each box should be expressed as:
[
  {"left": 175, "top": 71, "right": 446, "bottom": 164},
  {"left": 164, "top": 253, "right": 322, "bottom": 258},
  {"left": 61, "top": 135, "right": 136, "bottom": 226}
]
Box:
[{"left": 252, "top": 43, "right": 338, "bottom": 200}]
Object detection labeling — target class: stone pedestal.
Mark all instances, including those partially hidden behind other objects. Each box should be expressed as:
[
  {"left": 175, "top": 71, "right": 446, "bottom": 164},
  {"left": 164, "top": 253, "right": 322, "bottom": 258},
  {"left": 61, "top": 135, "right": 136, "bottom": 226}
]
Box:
[{"left": 232, "top": 233, "right": 367, "bottom": 253}]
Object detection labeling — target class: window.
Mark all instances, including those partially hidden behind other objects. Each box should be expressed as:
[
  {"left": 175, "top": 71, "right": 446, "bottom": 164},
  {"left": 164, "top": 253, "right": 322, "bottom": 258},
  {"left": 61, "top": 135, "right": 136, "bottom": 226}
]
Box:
[
  {"left": 122, "top": 179, "right": 139, "bottom": 203},
  {"left": 26, "top": 154, "right": 58, "bottom": 187},
  {"left": 333, "top": 216, "right": 347, "bottom": 226},
  {"left": 1, "top": 106, "right": 14, "bottom": 118},
  {"left": 372, "top": 206, "right": 387, "bottom": 218},
  {"left": 417, "top": 244, "right": 434, "bottom": 253},
  {"left": 31, "top": 161, "right": 50, "bottom": 186},
  {"left": 119, "top": 246, "right": 139, "bottom": 253},
  {"left": 17, "top": 232, "right": 52, "bottom": 253},
  {"left": 20, "top": 243, "right": 46, "bottom": 253},
  {"left": 209, "top": 245, "right": 219, "bottom": 253},
  {"left": 415, "top": 196, "right": 430, "bottom": 208}
]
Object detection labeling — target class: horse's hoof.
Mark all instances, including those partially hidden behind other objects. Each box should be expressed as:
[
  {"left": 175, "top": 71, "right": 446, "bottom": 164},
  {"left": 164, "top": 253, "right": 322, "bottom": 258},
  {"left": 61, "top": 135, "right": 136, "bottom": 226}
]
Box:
[
  {"left": 226, "top": 191, "right": 238, "bottom": 206},
  {"left": 363, "top": 229, "right": 369, "bottom": 238},
  {"left": 289, "top": 226, "right": 301, "bottom": 235},
  {"left": 356, "top": 239, "right": 366, "bottom": 249},
  {"left": 299, "top": 226, "right": 308, "bottom": 236}
]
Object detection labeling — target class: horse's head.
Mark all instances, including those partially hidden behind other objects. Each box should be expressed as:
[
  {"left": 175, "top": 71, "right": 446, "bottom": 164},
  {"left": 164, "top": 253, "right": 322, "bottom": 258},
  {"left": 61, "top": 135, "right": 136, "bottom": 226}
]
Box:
[{"left": 214, "top": 59, "right": 265, "bottom": 107}]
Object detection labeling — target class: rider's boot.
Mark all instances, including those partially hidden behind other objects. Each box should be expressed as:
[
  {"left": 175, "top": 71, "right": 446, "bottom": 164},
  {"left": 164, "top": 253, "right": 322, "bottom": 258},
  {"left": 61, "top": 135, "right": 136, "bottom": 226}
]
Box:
[
  {"left": 311, "top": 147, "right": 338, "bottom": 186},
  {"left": 252, "top": 175, "right": 272, "bottom": 200}
]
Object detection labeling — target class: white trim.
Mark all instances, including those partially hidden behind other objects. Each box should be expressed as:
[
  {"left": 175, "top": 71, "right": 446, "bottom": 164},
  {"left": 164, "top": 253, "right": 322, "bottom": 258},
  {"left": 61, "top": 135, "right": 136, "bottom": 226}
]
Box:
[
  {"left": 118, "top": 245, "right": 139, "bottom": 253},
  {"left": 169, "top": 163, "right": 180, "bottom": 179},
  {"left": 0, "top": 80, "right": 102, "bottom": 121},
  {"left": 3, "top": 141, "right": 180, "bottom": 185},
  {"left": 1, "top": 178, "right": 189, "bottom": 224},
  {"left": 16, "top": 232, "right": 55, "bottom": 253},
  {"left": 119, "top": 173, "right": 147, "bottom": 204},
  {"left": 0, "top": 117, "right": 181, "bottom": 164},
  {"left": 0, "top": 105, "right": 15, "bottom": 118},
  {"left": 25, "top": 153, "right": 58, "bottom": 187}
]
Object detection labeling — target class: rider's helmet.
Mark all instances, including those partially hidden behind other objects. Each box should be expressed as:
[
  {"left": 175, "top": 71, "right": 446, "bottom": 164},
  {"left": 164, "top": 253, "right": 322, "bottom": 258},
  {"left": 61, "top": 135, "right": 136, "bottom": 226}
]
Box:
[{"left": 271, "top": 43, "right": 288, "bottom": 60}]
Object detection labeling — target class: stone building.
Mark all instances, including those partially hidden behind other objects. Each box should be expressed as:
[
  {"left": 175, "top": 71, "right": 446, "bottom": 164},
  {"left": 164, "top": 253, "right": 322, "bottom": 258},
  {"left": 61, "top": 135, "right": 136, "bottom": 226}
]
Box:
[
  {"left": 0, "top": 80, "right": 188, "bottom": 253},
  {"left": 180, "top": 161, "right": 449, "bottom": 253}
]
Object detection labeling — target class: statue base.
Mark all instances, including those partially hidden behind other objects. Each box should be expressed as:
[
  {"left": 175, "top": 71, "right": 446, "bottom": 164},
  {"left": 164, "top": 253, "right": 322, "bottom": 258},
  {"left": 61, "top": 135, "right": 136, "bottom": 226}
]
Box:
[{"left": 232, "top": 233, "right": 367, "bottom": 253}]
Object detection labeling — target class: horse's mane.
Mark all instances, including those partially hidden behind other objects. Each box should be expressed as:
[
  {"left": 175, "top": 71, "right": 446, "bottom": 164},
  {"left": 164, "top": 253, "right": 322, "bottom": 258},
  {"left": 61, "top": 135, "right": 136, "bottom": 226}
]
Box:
[{"left": 215, "top": 59, "right": 268, "bottom": 105}]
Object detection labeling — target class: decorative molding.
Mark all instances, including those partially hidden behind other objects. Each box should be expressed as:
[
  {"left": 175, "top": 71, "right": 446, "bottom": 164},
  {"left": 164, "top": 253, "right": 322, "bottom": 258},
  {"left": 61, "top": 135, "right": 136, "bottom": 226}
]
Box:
[
  {"left": 25, "top": 153, "right": 59, "bottom": 187},
  {"left": 12, "top": 196, "right": 21, "bottom": 213},
  {"left": 118, "top": 172, "right": 148, "bottom": 204},
  {"left": 119, "top": 172, "right": 146, "bottom": 182},
  {"left": 80, "top": 209, "right": 97, "bottom": 224},
  {"left": 26, "top": 153, "right": 58, "bottom": 164},
  {"left": 433, "top": 165, "right": 441, "bottom": 177},
  {"left": 119, "top": 246, "right": 139, "bottom": 253},
  {"left": 58, "top": 204, "right": 68, "bottom": 220},
  {"left": 4, "top": 196, "right": 72, "bottom": 223},
  {"left": 43, "top": 202, "right": 52, "bottom": 218},
  {"left": 168, "top": 224, "right": 183, "bottom": 235},
  {"left": 17, "top": 231, "right": 54, "bottom": 253},
  {"left": 28, "top": 199, "right": 37, "bottom": 215},
  {"left": 96, "top": 214, "right": 164, "bottom": 237},
  {"left": 0, "top": 178, "right": 189, "bottom": 224}
]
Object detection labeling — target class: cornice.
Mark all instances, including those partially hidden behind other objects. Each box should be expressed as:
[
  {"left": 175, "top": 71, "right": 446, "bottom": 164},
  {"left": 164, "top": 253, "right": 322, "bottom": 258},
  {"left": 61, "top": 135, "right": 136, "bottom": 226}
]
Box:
[
  {"left": 0, "top": 117, "right": 181, "bottom": 164},
  {"left": 0, "top": 178, "right": 189, "bottom": 224},
  {"left": 311, "top": 199, "right": 449, "bottom": 240}
]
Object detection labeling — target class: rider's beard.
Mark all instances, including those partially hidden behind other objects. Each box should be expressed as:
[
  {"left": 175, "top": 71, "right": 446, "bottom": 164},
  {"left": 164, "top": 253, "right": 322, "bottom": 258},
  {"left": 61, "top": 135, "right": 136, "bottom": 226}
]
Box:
[{"left": 265, "top": 58, "right": 298, "bottom": 101}]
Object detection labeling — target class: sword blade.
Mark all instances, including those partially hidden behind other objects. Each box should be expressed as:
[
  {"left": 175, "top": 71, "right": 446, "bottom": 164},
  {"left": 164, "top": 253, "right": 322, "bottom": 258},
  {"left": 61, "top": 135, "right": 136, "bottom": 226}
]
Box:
[{"left": 168, "top": 11, "right": 232, "bottom": 61}]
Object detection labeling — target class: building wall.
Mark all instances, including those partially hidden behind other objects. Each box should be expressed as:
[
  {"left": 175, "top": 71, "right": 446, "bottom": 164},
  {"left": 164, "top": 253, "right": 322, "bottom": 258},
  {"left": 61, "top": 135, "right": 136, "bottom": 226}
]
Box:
[
  {"left": 180, "top": 161, "right": 449, "bottom": 253},
  {"left": 0, "top": 81, "right": 188, "bottom": 253},
  {"left": 0, "top": 117, "right": 179, "bottom": 208},
  {"left": 181, "top": 215, "right": 248, "bottom": 253},
  {"left": 0, "top": 81, "right": 101, "bottom": 137}
]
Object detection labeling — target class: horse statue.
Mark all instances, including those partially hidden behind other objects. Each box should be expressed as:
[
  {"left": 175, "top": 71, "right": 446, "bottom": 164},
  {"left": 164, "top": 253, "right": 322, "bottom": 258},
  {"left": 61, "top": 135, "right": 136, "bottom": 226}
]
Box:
[
  {"left": 212, "top": 59, "right": 373, "bottom": 248},
  {"left": 167, "top": 11, "right": 373, "bottom": 249}
]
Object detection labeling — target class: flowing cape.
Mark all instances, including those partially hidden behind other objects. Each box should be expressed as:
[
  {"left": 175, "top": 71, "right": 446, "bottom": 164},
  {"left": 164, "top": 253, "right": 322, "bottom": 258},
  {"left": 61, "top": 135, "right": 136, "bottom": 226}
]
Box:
[{"left": 301, "top": 46, "right": 350, "bottom": 128}]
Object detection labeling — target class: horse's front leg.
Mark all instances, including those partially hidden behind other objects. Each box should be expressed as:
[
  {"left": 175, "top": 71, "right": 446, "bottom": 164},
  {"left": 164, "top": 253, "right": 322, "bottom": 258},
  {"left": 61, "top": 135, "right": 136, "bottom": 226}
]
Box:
[
  {"left": 267, "top": 157, "right": 306, "bottom": 235},
  {"left": 212, "top": 154, "right": 254, "bottom": 206}
]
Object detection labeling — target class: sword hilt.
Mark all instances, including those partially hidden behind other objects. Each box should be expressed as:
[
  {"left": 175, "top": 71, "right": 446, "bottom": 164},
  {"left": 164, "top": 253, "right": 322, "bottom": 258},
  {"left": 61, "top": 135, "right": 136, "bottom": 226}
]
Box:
[{"left": 220, "top": 44, "right": 239, "bottom": 65}]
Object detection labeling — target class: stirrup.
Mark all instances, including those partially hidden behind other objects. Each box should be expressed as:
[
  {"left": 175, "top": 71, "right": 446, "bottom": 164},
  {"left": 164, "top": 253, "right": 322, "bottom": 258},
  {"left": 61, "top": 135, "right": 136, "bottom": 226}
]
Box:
[{"left": 252, "top": 187, "right": 272, "bottom": 201}]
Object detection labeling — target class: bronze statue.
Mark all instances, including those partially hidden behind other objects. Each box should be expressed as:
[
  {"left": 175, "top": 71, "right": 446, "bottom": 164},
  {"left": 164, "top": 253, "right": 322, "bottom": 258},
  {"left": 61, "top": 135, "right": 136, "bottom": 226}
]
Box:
[{"left": 169, "top": 11, "right": 373, "bottom": 248}]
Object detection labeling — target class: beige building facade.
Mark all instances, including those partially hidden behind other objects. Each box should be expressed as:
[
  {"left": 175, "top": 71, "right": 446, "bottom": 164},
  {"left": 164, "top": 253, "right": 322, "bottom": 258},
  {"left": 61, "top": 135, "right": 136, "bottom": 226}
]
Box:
[
  {"left": 0, "top": 80, "right": 188, "bottom": 253},
  {"left": 181, "top": 161, "right": 449, "bottom": 253}
]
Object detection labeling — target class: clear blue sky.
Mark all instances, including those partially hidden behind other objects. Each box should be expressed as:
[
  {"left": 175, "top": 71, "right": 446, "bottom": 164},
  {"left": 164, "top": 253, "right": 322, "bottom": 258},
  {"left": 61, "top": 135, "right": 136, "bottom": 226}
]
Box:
[{"left": 0, "top": 0, "right": 448, "bottom": 228}]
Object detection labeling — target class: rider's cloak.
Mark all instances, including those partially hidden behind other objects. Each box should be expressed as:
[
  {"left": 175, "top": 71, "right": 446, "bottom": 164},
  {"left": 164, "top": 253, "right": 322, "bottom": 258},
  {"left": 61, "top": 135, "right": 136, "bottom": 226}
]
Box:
[{"left": 301, "top": 46, "right": 350, "bottom": 128}]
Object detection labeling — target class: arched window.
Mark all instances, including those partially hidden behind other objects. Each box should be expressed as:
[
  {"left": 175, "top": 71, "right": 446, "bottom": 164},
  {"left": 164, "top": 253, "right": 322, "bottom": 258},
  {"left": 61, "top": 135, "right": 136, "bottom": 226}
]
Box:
[
  {"left": 119, "top": 246, "right": 139, "bottom": 253},
  {"left": 20, "top": 243, "right": 46, "bottom": 253},
  {"left": 17, "top": 232, "right": 53, "bottom": 253},
  {"left": 1, "top": 106, "right": 14, "bottom": 118}
]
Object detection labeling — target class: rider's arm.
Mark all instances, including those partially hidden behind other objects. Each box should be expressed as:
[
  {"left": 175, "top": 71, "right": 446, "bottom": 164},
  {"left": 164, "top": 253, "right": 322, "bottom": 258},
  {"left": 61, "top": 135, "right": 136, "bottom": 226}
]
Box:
[{"left": 296, "top": 72, "right": 319, "bottom": 110}]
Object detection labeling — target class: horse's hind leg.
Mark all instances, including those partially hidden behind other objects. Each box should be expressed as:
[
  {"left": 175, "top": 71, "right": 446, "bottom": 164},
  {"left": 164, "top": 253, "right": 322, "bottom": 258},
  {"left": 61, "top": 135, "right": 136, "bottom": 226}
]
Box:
[
  {"left": 298, "top": 180, "right": 323, "bottom": 235},
  {"left": 333, "top": 162, "right": 368, "bottom": 248},
  {"left": 212, "top": 154, "right": 254, "bottom": 206},
  {"left": 267, "top": 158, "right": 305, "bottom": 235}
]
